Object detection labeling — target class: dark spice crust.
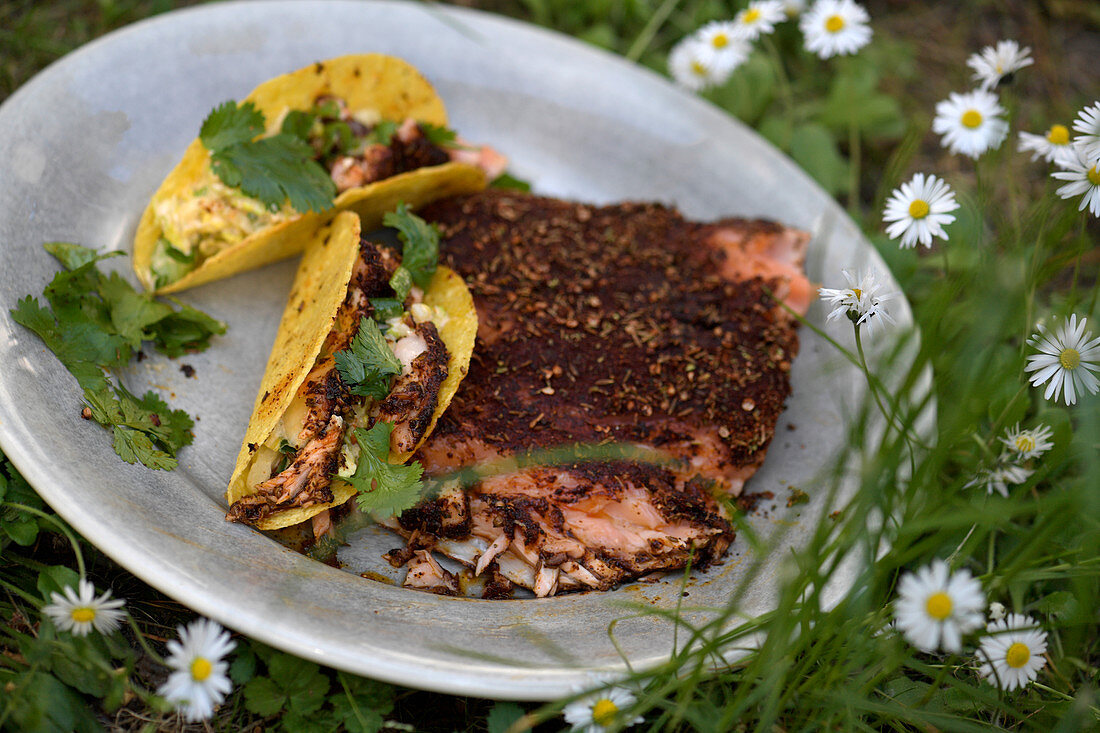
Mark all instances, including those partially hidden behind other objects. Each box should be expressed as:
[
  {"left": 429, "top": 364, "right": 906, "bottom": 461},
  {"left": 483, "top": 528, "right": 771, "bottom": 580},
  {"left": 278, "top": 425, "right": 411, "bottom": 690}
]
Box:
[
  {"left": 418, "top": 191, "right": 800, "bottom": 474},
  {"left": 377, "top": 321, "right": 448, "bottom": 452}
]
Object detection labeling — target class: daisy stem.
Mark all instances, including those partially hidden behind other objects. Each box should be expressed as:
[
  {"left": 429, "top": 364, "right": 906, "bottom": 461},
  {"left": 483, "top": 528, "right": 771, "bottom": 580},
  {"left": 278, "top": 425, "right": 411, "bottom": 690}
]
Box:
[
  {"left": 941, "top": 247, "right": 949, "bottom": 279},
  {"left": 0, "top": 501, "right": 86, "bottom": 578},
  {"left": 123, "top": 613, "right": 168, "bottom": 666},
  {"left": 853, "top": 325, "right": 891, "bottom": 433},
  {"left": 625, "top": 0, "right": 679, "bottom": 62},
  {"left": 987, "top": 529, "right": 996, "bottom": 575},
  {"left": 1030, "top": 682, "right": 1078, "bottom": 703}
]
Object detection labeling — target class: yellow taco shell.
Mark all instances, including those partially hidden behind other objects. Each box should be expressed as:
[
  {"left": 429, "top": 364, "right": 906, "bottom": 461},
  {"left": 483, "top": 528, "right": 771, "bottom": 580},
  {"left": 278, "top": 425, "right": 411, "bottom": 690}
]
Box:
[
  {"left": 226, "top": 211, "right": 478, "bottom": 531},
  {"left": 134, "top": 53, "right": 487, "bottom": 293}
]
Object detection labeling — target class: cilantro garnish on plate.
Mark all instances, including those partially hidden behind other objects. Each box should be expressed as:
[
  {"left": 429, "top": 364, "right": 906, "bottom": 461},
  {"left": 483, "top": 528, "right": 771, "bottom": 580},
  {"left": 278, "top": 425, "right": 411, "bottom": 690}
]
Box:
[
  {"left": 199, "top": 100, "right": 335, "bottom": 213},
  {"left": 10, "top": 243, "right": 226, "bottom": 470},
  {"left": 344, "top": 421, "right": 425, "bottom": 518}
]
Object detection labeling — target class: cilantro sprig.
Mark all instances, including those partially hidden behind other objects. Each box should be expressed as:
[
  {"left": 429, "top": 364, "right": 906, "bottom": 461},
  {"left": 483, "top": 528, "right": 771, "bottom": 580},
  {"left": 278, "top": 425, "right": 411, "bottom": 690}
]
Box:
[
  {"left": 383, "top": 204, "right": 440, "bottom": 289},
  {"left": 199, "top": 101, "right": 335, "bottom": 213},
  {"left": 344, "top": 422, "right": 425, "bottom": 518},
  {"left": 10, "top": 243, "right": 226, "bottom": 470},
  {"left": 334, "top": 317, "right": 401, "bottom": 400}
]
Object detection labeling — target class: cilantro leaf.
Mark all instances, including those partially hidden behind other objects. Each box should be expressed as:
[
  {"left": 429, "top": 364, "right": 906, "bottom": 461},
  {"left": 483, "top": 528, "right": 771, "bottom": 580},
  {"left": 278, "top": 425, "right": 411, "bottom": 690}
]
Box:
[
  {"left": 334, "top": 318, "right": 401, "bottom": 400},
  {"left": 11, "top": 243, "right": 222, "bottom": 471},
  {"left": 346, "top": 423, "right": 425, "bottom": 518},
  {"left": 146, "top": 297, "right": 227, "bottom": 357},
  {"left": 210, "top": 133, "right": 336, "bottom": 213},
  {"left": 490, "top": 172, "right": 532, "bottom": 192},
  {"left": 200, "top": 100, "right": 264, "bottom": 151},
  {"left": 369, "top": 298, "right": 404, "bottom": 322},
  {"left": 365, "top": 119, "right": 397, "bottom": 146},
  {"left": 382, "top": 204, "right": 439, "bottom": 289},
  {"left": 388, "top": 266, "right": 412, "bottom": 303},
  {"left": 420, "top": 122, "right": 458, "bottom": 148},
  {"left": 280, "top": 109, "right": 316, "bottom": 140}
]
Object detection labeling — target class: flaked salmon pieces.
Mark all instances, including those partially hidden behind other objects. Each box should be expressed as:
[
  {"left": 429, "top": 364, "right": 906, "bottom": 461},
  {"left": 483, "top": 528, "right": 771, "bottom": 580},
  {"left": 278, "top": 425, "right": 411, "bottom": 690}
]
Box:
[{"left": 393, "top": 191, "right": 811, "bottom": 597}]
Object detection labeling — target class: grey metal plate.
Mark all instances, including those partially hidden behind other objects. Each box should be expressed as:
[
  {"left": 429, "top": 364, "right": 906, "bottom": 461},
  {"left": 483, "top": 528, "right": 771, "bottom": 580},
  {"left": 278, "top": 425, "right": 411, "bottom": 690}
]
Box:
[{"left": 0, "top": 0, "right": 915, "bottom": 699}]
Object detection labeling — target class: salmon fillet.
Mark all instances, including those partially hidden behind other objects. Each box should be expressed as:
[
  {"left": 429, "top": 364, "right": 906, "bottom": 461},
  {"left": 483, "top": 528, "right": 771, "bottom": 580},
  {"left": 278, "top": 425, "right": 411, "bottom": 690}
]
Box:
[{"left": 391, "top": 191, "right": 811, "bottom": 597}]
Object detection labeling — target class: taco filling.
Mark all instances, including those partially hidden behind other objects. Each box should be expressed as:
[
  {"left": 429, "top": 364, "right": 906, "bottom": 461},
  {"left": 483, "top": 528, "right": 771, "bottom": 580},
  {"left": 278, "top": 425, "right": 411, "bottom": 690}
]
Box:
[
  {"left": 151, "top": 95, "right": 504, "bottom": 289},
  {"left": 225, "top": 206, "right": 478, "bottom": 531}
]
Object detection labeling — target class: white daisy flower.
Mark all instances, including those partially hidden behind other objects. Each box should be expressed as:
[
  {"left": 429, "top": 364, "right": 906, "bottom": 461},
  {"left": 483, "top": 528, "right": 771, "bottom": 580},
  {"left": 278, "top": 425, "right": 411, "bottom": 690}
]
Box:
[
  {"left": 562, "top": 684, "right": 645, "bottom": 733},
  {"left": 881, "top": 173, "right": 960, "bottom": 249},
  {"left": 999, "top": 423, "right": 1054, "bottom": 461},
  {"left": 42, "top": 579, "right": 126, "bottom": 636},
  {"left": 966, "top": 40, "right": 1033, "bottom": 91},
  {"left": 894, "top": 560, "right": 985, "bottom": 653},
  {"left": 730, "top": 1, "right": 787, "bottom": 41},
  {"left": 158, "top": 618, "right": 236, "bottom": 722},
  {"left": 818, "top": 267, "right": 897, "bottom": 335},
  {"left": 977, "top": 613, "right": 1048, "bottom": 691},
  {"left": 964, "top": 462, "right": 1033, "bottom": 498},
  {"left": 1024, "top": 314, "right": 1100, "bottom": 405},
  {"left": 1017, "top": 125, "right": 1077, "bottom": 168},
  {"left": 1051, "top": 144, "right": 1100, "bottom": 217},
  {"left": 799, "top": 0, "right": 872, "bottom": 59},
  {"left": 1071, "top": 101, "right": 1100, "bottom": 166},
  {"left": 988, "top": 601, "right": 1006, "bottom": 623},
  {"left": 668, "top": 37, "right": 736, "bottom": 92},
  {"left": 692, "top": 22, "right": 752, "bottom": 73},
  {"left": 932, "top": 90, "right": 1009, "bottom": 159}
]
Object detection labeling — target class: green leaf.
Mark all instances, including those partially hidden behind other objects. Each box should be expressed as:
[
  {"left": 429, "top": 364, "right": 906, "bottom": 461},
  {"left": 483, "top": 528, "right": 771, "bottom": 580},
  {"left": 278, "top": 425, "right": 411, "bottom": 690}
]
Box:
[
  {"left": 5, "top": 671, "right": 103, "bottom": 733},
  {"left": 3, "top": 516, "right": 39, "bottom": 546},
  {"left": 36, "top": 565, "right": 80, "bottom": 601},
  {"left": 388, "top": 266, "right": 412, "bottom": 303},
  {"left": 112, "top": 426, "right": 178, "bottom": 470},
  {"left": 487, "top": 701, "right": 528, "bottom": 733},
  {"left": 210, "top": 133, "right": 336, "bottom": 213},
  {"left": 280, "top": 109, "right": 316, "bottom": 140},
  {"left": 267, "top": 653, "right": 329, "bottom": 716},
  {"left": 383, "top": 204, "right": 439, "bottom": 289},
  {"left": 1035, "top": 591, "right": 1078, "bottom": 619},
  {"left": 43, "top": 241, "right": 120, "bottom": 270},
  {"left": 98, "top": 272, "right": 174, "bottom": 348},
  {"left": 147, "top": 298, "right": 227, "bottom": 357},
  {"left": 200, "top": 100, "right": 265, "bottom": 151},
  {"left": 789, "top": 123, "right": 848, "bottom": 196},
  {"left": 369, "top": 298, "right": 405, "bottom": 322},
  {"left": 229, "top": 642, "right": 258, "bottom": 685},
  {"left": 244, "top": 676, "right": 287, "bottom": 716},
  {"left": 489, "top": 172, "right": 532, "bottom": 192},
  {"left": 420, "top": 122, "right": 458, "bottom": 148},
  {"left": 366, "top": 119, "right": 397, "bottom": 146},
  {"left": 334, "top": 318, "right": 401, "bottom": 400},
  {"left": 347, "top": 423, "right": 425, "bottom": 518}
]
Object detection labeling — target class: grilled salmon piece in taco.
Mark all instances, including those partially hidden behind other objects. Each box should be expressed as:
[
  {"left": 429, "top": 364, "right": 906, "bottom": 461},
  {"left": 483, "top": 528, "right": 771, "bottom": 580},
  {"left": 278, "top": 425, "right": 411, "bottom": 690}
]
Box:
[
  {"left": 134, "top": 54, "right": 498, "bottom": 294},
  {"left": 225, "top": 208, "right": 477, "bottom": 531}
]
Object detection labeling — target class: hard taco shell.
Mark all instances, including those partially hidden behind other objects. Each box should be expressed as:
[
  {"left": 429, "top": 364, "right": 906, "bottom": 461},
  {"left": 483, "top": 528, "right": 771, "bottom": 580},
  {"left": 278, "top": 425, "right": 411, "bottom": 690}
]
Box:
[
  {"left": 225, "top": 210, "right": 478, "bottom": 531},
  {"left": 134, "top": 53, "right": 486, "bottom": 293}
]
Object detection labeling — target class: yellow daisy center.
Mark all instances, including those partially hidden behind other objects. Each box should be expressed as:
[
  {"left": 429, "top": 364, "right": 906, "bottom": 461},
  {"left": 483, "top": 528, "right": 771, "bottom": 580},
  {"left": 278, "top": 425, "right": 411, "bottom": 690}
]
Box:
[
  {"left": 742, "top": 8, "right": 762, "bottom": 24},
  {"left": 908, "top": 199, "right": 931, "bottom": 219},
  {"left": 712, "top": 32, "right": 729, "bottom": 49},
  {"left": 825, "top": 14, "right": 845, "bottom": 32},
  {"left": 190, "top": 657, "right": 213, "bottom": 682},
  {"left": 961, "top": 110, "right": 983, "bottom": 129},
  {"left": 1059, "top": 348, "right": 1080, "bottom": 370},
  {"left": 925, "top": 592, "right": 953, "bottom": 621},
  {"left": 1015, "top": 435, "right": 1035, "bottom": 453},
  {"left": 1005, "top": 642, "right": 1031, "bottom": 669},
  {"left": 591, "top": 698, "right": 619, "bottom": 727},
  {"left": 1088, "top": 166, "right": 1100, "bottom": 186},
  {"left": 691, "top": 60, "right": 707, "bottom": 76},
  {"left": 71, "top": 607, "right": 96, "bottom": 624},
  {"left": 1046, "top": 124, "right": 1070, "bottom": 145},
  {"left": 851, "top": 288, "right": 863, "bottom": 300}
]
